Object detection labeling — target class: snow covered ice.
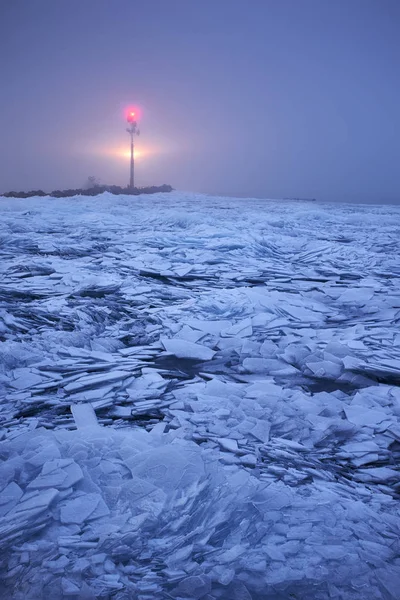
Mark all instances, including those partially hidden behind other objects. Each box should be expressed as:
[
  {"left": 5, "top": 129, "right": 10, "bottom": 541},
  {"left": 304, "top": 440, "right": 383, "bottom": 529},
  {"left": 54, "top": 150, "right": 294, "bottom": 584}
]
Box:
[{"left": 0, "top": 192, "right": 400, "bottom": 599}]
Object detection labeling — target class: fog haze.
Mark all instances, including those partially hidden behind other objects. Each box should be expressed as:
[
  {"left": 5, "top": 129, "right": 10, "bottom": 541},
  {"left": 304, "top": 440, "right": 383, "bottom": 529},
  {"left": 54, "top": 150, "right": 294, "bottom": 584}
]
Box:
[{"left": 1, "top": 0, "right": 399, "bottom": 203}]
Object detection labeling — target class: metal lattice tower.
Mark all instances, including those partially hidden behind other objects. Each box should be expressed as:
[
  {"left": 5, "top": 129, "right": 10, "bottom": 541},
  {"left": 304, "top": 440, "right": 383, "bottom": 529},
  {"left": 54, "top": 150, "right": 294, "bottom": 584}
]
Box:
[{"left": 126, "top": 111, "right": 140, "bottom": 188}]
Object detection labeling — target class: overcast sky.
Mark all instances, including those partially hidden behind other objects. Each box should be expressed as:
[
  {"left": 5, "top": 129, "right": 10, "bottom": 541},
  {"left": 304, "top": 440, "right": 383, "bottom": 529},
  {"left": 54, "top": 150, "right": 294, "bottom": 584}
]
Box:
[{"left": 0, "top": 0, "right": 399, "bottom": 202}]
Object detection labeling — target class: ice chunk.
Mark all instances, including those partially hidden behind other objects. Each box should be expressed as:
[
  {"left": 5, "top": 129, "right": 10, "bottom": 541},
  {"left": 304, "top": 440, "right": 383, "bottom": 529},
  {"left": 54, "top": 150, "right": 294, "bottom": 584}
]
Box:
[
  {"left": 252, "top": 312, "right": 275, "bottom": 326},
  {"left": 60, "top": 493, "right": 109, "bottom": 524},
  {"left": 221, "top": 318, "right": 253, "bottom": 338},
  {"left": 71, "top": 403, "right": 99, "bottom": 429},
  {"left": 172, "top": 575, "right": 211, "bottom": 599},
  {"left": 338, "top": 287, "right": 374, "bottom": 303},
  {"left": 26, "top": 441, "right": 61, "bottom": 467},
  {"left": 252, "top": 482, "right": 292, "bottom": 509},
  {"left": 174, "top": 325, "right": 205, "bottom": 342},
  {"left": 354, "top": 467, "right": 399, "bottom": 483},
  {"left": 246, "top": 381, "right": 282, "bottom": 399},
  {"left": 64, "top": 371, "right": 131, "bottom": 393},
  {"left": 118, "top": 476, "right": 166, "bottom": 508},
  {"left": 264, "top": 544, "right": 286, "bottom": 561},
  {"left": 61, "top": 578, "right": 81, "bottom": 595},
  {"left": 0, "top": 482, "right": 23, "bottom": 517},
  {"left": 125, "top": 371, "right": 166, "bottom": 399},
  {"left": 28, "top": 459, "right": 83, "bottom": 491},
  {"left": 279, "top": 303, "right": 322, "bottom": 322},
  {"left": 10, "top": 369, "right": 43, "bottom": 390},
  {"left": 12, "top": 488, "right": 59, "bottom": 518},
  {"left": 375, "top": 566, "right": 400, "bottom": 598},
  {"left": 243, "top": 358, "right": 292, "bottom": 374},
  {"left": 344, "top": 405, "right": 388, "bottom": 427},
  {"left": 185, "top": 319, "right": 231, "bottom": 334},
  {"left": 240, "top": 454, "right": 257, "bottom": 467},
  {"left": 341, "top": 441, "right": 380, "bottom": 454},
  {"left": 250, "top": 420, "right": 271, "bottom": 443},
  {"left": 306, "top": 360, "right": 343, "bottom": 379},
  {"left": 240, "top": 340, "right": 261, "bottom": 356},
  {"left": 217, "top": 438, "right": 239, "bottom": 453},
  {"left": 215, "top": 408, "right": 231, "bottom": 418},
  {"left": 149, "top": 422, "right": 167, "bottom": 436},
  {"left": 315, "top": 545, "right": 347, "bottom": 560},
  {"left": 128, "top": 445, "right": 204, "bottom": 491},
  {"left": 325, "top": 341, "right": 352, "bottom": 358},
  {"left": 161, "top": 338, "right": 215, "bottom": 360}
]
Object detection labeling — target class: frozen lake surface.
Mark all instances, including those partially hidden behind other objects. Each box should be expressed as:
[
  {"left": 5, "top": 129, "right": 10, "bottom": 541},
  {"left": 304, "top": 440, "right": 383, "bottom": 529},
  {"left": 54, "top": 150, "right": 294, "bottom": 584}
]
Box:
[{"left": 0, "top": 192, "right": 400, "bottom": 599}]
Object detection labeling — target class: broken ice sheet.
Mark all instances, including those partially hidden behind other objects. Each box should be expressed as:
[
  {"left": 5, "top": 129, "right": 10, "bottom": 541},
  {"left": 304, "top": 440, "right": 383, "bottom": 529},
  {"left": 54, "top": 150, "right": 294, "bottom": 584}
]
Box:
[
  {"left": 221, "top": 318, "right": 253, "bottom": 338},
  {"left": 64, "top": 370, "right": 131, "bottom": 393},
  {"left": 128, "top": 444, "right": 205, "bottom": 491},
  {"left": 161, "top": 337, "right": 215, "bottom": 360},
  {"left": 27, "top": 459, "right": 83, "bottom": 491},
  {"left": 125, "top": 370, "right": 167, "bottom": 400},
  {"left": 70, "top": 403, "right": 99, "bottom": 429},
  {"left": 60, "top": 492, "right": 110, "bottom": 524},
  {"left": 1, "top": 194, "right": 400, "bottom": 599},
  {"left": 9, "top": 369, "right": 44, "bottom": 390},
  {"left": 173, "top": 324, "right": 205, "bottom": 342},
  {"left": 0, "top": 482, "right": 23, "bottom": 517},
  {"left": 344, "top": 404, "right": 388, "bottom": 427}
]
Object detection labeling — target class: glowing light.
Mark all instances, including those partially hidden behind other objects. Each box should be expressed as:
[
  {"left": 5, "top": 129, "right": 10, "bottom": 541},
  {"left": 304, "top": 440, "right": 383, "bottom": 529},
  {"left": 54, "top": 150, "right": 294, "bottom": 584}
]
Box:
[
  {"left": 78, "top": 138, "right": 163, "bottom": 164},
  {"left": 125, "top": 106, "right": 141, "bottom": 122},
  {"left": 107, "top": 146, "right": 146, "bottom": 161}
]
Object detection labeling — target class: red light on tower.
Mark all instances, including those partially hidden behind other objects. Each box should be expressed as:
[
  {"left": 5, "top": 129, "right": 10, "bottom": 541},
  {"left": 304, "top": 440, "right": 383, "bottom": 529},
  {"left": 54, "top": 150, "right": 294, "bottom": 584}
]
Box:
[{"left": 125, "top": 106, "right": 141, "bottom": 123}]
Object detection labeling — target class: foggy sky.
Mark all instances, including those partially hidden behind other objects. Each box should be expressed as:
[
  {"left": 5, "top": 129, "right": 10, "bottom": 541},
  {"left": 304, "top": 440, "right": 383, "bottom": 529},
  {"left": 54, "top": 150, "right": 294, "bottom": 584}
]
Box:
[{"left": 0, "top": 0, "right": 399, "bottom": 203}]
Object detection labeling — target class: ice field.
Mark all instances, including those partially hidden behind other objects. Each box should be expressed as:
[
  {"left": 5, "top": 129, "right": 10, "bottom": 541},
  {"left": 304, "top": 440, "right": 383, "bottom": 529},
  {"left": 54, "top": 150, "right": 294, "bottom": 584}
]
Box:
[{"left": 0, "top": 192, "right": 400, "bottom": 599}]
